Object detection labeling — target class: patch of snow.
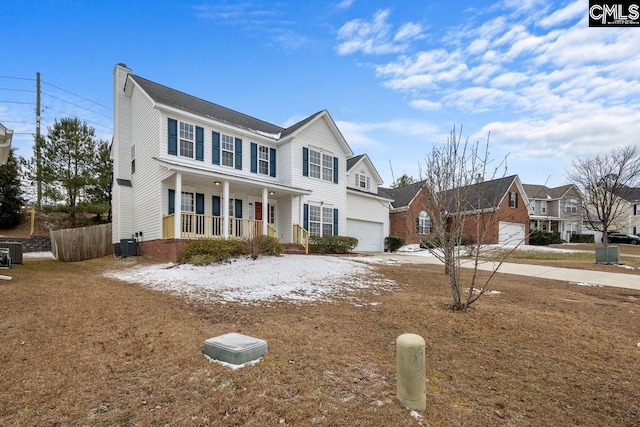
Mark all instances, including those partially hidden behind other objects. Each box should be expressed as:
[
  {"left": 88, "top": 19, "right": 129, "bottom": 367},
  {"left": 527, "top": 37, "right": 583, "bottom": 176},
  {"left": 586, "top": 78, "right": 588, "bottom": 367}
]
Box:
[
  {"left": 104, "top": 255, "right": 396, "bottom": 305},
  {"left": 23, "top": 251, "right": 55, "bottom": 259},
  {"left": 614, "top": 264, "right": 636, "bottom": 270},
  {"left": 203, "top": 353, "right": 262, "bottom": 370},
  {"left": 410, "top": 410, "right": 423, "bottom": 420},
  {"left": 572, "top": 282, "right": 604, "bottom": 288},
  {"left": 249, "top": 128, "right": 281, "bottom": 139},
  {"left": 394, "top": 243, "right": 582, "bottom": 258}
]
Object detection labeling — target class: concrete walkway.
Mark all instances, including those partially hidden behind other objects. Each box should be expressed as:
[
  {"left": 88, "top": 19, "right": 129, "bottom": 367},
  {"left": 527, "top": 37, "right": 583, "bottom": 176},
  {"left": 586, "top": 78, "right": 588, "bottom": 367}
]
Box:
[{"left": 375, "top": 253, "right": 640, "bottom": 292}]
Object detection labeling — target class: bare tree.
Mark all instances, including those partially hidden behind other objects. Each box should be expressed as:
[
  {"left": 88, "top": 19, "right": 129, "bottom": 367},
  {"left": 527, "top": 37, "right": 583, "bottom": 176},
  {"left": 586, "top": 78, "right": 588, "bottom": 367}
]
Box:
[
  {"left": 567, "top": 145, "right": 640, "bottom": 247},
  {"left": 415, "top": 126, "right": 519, "bottom": 311}
]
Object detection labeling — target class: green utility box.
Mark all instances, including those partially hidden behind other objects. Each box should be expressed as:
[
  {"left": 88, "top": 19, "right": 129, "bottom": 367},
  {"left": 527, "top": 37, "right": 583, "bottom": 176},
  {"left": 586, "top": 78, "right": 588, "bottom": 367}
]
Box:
[{"left": 595, "top": 246, "right": 620, "bottom": 264}]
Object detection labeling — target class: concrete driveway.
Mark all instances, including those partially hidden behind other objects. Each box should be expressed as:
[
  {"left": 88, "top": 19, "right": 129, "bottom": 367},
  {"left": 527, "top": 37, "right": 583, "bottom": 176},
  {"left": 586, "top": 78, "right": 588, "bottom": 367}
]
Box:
[{"left": 375, "top": 253, "right": 640, "bottom": 292}]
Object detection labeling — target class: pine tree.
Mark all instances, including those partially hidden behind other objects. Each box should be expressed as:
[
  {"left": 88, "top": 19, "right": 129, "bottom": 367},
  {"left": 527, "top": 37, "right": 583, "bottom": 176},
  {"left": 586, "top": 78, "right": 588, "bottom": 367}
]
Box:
[
  {"left": 40, "top": 118, "right": 97, "bottom": 226},
  {"left": 86, "top": 139, "right": 113, "bottom": 222},
  {"left": 0, "top": 149, "right": 24, "bottom": 228}
]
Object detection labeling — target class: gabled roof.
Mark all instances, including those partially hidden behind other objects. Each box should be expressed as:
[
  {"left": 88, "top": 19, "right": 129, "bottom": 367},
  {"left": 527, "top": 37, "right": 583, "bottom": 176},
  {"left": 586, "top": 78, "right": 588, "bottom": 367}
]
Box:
[
  {"left": 379, "top": 180, "right": 427, "bottom": 209},
  {"left": 0, "top": 122, "right": 14, "bottom": 165},
  {"left": 129, "top": 74, "right": 352, "bottom": 156},
  {"left": 612, "top": 185, "right": 640, "bottom": 202},
  {"left": 346, "top": 154, "right": 365, "bottom": 171},
  {"left": 380, "top": 175, "right": 521, "bottom": 211},
  {"left": 130, "top": 75, "right": 285, "bottom": 137},
  {"left": 522, "top": 183, "right": 576, "bottom": 200},
  {"left": 347, "top": 153, "right": 384, "bottom": 186}
]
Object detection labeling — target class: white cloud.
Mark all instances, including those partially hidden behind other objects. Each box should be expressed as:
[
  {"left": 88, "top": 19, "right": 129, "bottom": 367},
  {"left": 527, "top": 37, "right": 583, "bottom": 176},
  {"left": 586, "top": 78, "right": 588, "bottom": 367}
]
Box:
[
  {"left": 336, "top": 119, "right": 440, "bottom": 149},
  {"left": 410, "top": 99, "right": 441, "bottom": 111},
  {"left": 336, "top": 10, "right": 423, "bottom": 55},
  {"left": 335, "top": 0, "right": 355, "bottom": 10},
  {"left": 539, "top": 0, "right": 584, "bottom": 28}
]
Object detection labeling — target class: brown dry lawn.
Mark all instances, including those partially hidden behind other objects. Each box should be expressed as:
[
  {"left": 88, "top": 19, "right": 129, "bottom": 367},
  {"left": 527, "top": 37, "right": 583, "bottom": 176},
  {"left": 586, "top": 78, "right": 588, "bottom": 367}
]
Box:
[{"left": 1, "top": 256, "right": 640, "bottom": 426}]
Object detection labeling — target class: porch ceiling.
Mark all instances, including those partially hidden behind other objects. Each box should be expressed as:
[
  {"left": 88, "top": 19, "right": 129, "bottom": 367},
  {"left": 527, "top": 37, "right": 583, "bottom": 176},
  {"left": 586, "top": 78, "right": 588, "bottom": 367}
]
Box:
[{"left": 155, "top": 157, "right": 311, "bottom": 199}]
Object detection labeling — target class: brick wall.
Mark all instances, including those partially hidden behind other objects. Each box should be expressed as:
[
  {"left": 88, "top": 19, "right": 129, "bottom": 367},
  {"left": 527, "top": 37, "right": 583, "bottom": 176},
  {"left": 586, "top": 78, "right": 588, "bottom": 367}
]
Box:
[
  {"left": 0, "top": 236, "right": 51, "bottom": 253},
  {"left": 138, "top": 239, "right": 190, "bottom": 262}
]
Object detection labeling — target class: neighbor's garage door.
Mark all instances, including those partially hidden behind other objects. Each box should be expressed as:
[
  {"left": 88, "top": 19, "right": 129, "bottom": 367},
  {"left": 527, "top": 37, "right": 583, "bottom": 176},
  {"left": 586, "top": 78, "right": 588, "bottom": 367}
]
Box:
[
  {"left": 347, "top": 219, "right": 384, "bottom": 252},
  {"left": 499, "top": 221, "right": 525, "bottom": 245}
]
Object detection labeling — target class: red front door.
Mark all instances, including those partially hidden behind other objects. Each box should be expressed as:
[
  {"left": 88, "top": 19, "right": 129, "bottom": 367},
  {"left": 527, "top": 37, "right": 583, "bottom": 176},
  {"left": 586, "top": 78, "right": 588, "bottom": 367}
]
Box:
[{"left": 255, "top": 202, "right": 263, "bottom": 221}]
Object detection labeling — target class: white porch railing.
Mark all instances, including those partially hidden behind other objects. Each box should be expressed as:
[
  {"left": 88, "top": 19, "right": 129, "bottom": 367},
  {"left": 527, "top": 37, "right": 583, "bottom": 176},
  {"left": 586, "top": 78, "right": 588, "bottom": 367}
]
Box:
[
  {"left": 162, "top": 214, "right": 269, "bottom": 240},
  {"left": 293, "top": 223, "right": 309, "bottom": 254}
]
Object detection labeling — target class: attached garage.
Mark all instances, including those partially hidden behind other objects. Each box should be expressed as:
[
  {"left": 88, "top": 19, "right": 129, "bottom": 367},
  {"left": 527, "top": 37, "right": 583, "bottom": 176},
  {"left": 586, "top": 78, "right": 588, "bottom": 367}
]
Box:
[
  {"left": 498, "top": 221, "right": 526, "bottom": 245},
  {"left": 347, "top": 219, "right": 384, "bottom": 252}
]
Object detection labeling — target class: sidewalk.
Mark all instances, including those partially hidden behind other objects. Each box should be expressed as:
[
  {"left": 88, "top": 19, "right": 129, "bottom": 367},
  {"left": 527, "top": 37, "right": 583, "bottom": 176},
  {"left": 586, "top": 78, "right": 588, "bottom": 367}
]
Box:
[{"left": 375, "top": 253, "right": 640, "bottom": 291}]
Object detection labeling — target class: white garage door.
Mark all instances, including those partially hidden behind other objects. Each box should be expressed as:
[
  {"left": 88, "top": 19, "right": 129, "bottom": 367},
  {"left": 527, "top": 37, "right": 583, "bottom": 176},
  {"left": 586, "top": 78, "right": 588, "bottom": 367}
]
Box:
[
  {"left": 499, "top": 221, "right": 525, "bottom": 245},
  {"left": 347, "top": 219, "right": 384, "bottom": 252}
]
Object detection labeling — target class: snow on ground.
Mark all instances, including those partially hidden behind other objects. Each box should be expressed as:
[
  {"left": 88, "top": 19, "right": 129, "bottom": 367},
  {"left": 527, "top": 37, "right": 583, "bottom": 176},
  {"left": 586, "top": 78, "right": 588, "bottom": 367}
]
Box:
[
  {"left": 396, "top": 243, "right": 582, "bottom": 256},
  {"left": 23, "top": 251, "right": 55, "bottom": 259},
  {"left": 105, "top": 255, "right": 396, "bottom": 305}
]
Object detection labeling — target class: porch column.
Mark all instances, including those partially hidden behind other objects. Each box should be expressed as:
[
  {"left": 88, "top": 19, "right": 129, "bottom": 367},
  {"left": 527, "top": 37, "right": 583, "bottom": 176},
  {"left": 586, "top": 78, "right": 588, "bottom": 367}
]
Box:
[
  {"left": 174, "top": 172, "right": 182, "bottom": 239},
  {"left": 223, "top": 180, "right": 229, "bottom": 239},
  {"left": 298, "top": 195, "right": 304, "bottom": 226},
  {"left": 262, "top": 188, "right": 269, "bottom": 235}
]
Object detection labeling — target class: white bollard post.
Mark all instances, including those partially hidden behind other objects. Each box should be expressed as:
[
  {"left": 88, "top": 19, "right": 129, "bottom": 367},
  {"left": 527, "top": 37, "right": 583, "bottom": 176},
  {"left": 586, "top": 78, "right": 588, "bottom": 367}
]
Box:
[{"left": 396, "top": 333, "right": 426, "bottom": 410}]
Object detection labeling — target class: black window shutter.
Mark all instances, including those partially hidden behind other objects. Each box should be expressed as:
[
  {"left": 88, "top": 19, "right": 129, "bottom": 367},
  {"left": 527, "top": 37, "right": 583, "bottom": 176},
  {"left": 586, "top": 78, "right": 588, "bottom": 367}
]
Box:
[
  {"left": 302, "top": 147, "right": 309, "bottom": 176},
  {"left": 333, "top": 157, "right": 338, "bottom": 184},
  {"left": 235, "top": 138, "right": 242, "bottom": 170},
  {"left": 168, "top": 118, "right": 177, "bottom": 155},
  {"left": 303, "top": 203, "right": 309, "bottom": 230},
  {"left": 212, "top": 195, "right": 221, "bottom": 216},
  {"left": 270, "top": 148, "right": 276, "bottom": 177},
  {"left": 235, "top": 199, "right": 243, "bottom": 218},
  {"left": 212, "top": 132, "right": 220, "bottom": 165},
  {"left": 196, "top": 193, "right": 204, "bottom": 215},
  {"left": 250, "top": 143, "right": 258, "bottom": 173},
  {"left": 195, "top": 126, "right": 204, "bottom": 161},
  {"left": 168, "top": 189, "right": 175, "bottom": 214},
  {"left": 333, "top": 208, "right": 338, "bottom": 235}
]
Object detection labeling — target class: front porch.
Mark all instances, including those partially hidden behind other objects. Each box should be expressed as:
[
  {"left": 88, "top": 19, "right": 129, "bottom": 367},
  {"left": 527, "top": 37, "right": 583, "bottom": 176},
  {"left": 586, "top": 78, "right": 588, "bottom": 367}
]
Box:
[{"left": 162, "top": 213, "right": 276, "bottom": 240}]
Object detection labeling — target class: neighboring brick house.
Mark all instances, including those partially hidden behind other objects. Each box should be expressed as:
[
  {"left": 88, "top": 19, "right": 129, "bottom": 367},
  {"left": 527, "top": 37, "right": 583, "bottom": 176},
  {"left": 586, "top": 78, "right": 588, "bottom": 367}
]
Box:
[
  {"left": 522, "top": 183, "right": 584, "bottom": 241},
  {"left": 380, "top": 175, "right": 530, "bottom": 245}
]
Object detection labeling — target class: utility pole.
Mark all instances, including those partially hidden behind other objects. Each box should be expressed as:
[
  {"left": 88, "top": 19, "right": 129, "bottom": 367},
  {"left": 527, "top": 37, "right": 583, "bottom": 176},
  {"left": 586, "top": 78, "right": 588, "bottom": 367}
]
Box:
[{"left": 35, "top": 72, "right": 41, "bottom": 209}]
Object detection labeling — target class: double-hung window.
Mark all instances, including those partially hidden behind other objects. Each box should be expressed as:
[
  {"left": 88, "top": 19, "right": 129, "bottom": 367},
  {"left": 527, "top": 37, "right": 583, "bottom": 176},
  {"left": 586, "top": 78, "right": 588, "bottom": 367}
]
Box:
[
  {"left": 565, "top": 199, "right": 578, "bottom": 214},
  {"left": 179, "top": 122, "right": 194, "bottom": 158},
  {"left": 181, "top": 192, "right": 194, "bottom": 212},
  {"left": 322, "top": 154, "right": 333, "bottom": 181},
  {"left": 541, "top": 201, "right": 547, "bottom": 214},
  {"left": 259, "top": 145, "right": 269, "bottom": 175},
  {"left": 509, "top": 192, "right": 518, "bottom": 208},
  {"left": 309, "top": 149, "right": 321, "bottom": 179},
  {"left": 221, "top": 134, "right": 234, "bottom": 167},
  {"left": 309, "top": 204, "right": 333, "bottom": 237},
  {"left": 308, "top": 149, "right": 334, "bottom": 182},
  {"left": 131, "top": 145, "right": 136, "bottom": 174},
  {"left": 355, "top": 173, "right": 370, "bottom": 190}
]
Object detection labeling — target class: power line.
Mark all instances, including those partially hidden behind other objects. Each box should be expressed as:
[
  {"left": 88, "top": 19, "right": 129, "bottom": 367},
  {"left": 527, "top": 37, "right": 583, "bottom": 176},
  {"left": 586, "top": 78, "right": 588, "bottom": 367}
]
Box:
[
  {"left": 42, "top": 79, "right": 111, "bottom": 111},
  {"left": 0, "top": 100, "right": 35, "bottom": 105},
  {"left": 0, "top": 87, "right": 36, "bottom": 93},
  {"left": 0, "top": 75, "right": 35, "bottom": 82},
  {"left": 42, "top": 91, "right": 112, "bottom": 120},
  {"left": 43, "top": 105, "right": 113, "bottom": 131}
]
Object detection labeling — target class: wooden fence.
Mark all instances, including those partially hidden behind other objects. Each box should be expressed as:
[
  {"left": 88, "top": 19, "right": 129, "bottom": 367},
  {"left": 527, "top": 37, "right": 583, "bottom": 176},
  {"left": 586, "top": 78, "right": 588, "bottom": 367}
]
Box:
[{"left": 50, "top": 223, "right": 113, "bottom": 262}]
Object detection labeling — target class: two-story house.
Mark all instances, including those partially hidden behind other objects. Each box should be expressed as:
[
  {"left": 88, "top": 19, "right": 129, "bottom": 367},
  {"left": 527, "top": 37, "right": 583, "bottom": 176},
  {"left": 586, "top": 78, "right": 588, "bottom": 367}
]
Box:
[
  {"left": 0, "top": 123, "right": 13, "bottom": 165},
  {"left": 611, "top": 186, "right": 640, "bottom": 236},
  {"left": 522, "top": 184, "right": 584, "bottom": 240},
  {"left": 111, "top": 64, "right": 389, "bottom": 260}
]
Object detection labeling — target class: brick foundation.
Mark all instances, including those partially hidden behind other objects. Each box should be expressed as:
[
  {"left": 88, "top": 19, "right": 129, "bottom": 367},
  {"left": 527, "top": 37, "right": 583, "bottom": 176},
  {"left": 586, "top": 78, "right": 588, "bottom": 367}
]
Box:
[{"left": 138, "top": 239, "right": 191, "bottom": 262}]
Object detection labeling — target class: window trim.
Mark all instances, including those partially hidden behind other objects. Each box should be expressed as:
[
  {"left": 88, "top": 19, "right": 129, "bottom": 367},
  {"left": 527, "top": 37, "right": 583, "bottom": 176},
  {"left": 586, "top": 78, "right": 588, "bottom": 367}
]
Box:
[
  {"left": 355, "top": 172, "right": 370, "bottom": 190},
  {"left": 220, "top": 133, "right": 234, "bottom": 167},
  {"left": 308, "top": 148, "right": 334, "bottom": 182},
  {"left": 509, "top": 192, "right": 518, "bottom": 208},
  {"left": 131, "top": 145, "right": 136, "bottom": 174},
  {"left": 308, "top": 203, "right": 333, "bottom": 237},
  {"left": 179, "top": 121, "right": 195, "bottom": 158},
  {"left": 258, "top": 145, "right": 269, "bottom": 175},
  {"left": 565, "top": 198, "right": 578, "bottom": 214},
  {"left": 417, "top": 210, "right": 431, "bottom": 234}
]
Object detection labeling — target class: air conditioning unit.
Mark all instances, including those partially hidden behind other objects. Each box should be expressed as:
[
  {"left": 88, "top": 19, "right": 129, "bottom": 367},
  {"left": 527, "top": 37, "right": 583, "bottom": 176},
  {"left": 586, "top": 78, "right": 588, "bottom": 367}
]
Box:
[
  {"left": 120, "top": 239, "right": 138, "bottom": 257},
  {"left": 0, "top": 248, "right": 11, "bottom": 269}
]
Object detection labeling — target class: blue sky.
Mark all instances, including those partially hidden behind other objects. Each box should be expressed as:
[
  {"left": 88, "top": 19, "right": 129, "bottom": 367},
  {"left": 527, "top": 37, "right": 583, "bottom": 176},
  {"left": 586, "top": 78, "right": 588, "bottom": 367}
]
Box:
[{"left": 1, "top": 0, "right": 639, "bottom": 188}]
